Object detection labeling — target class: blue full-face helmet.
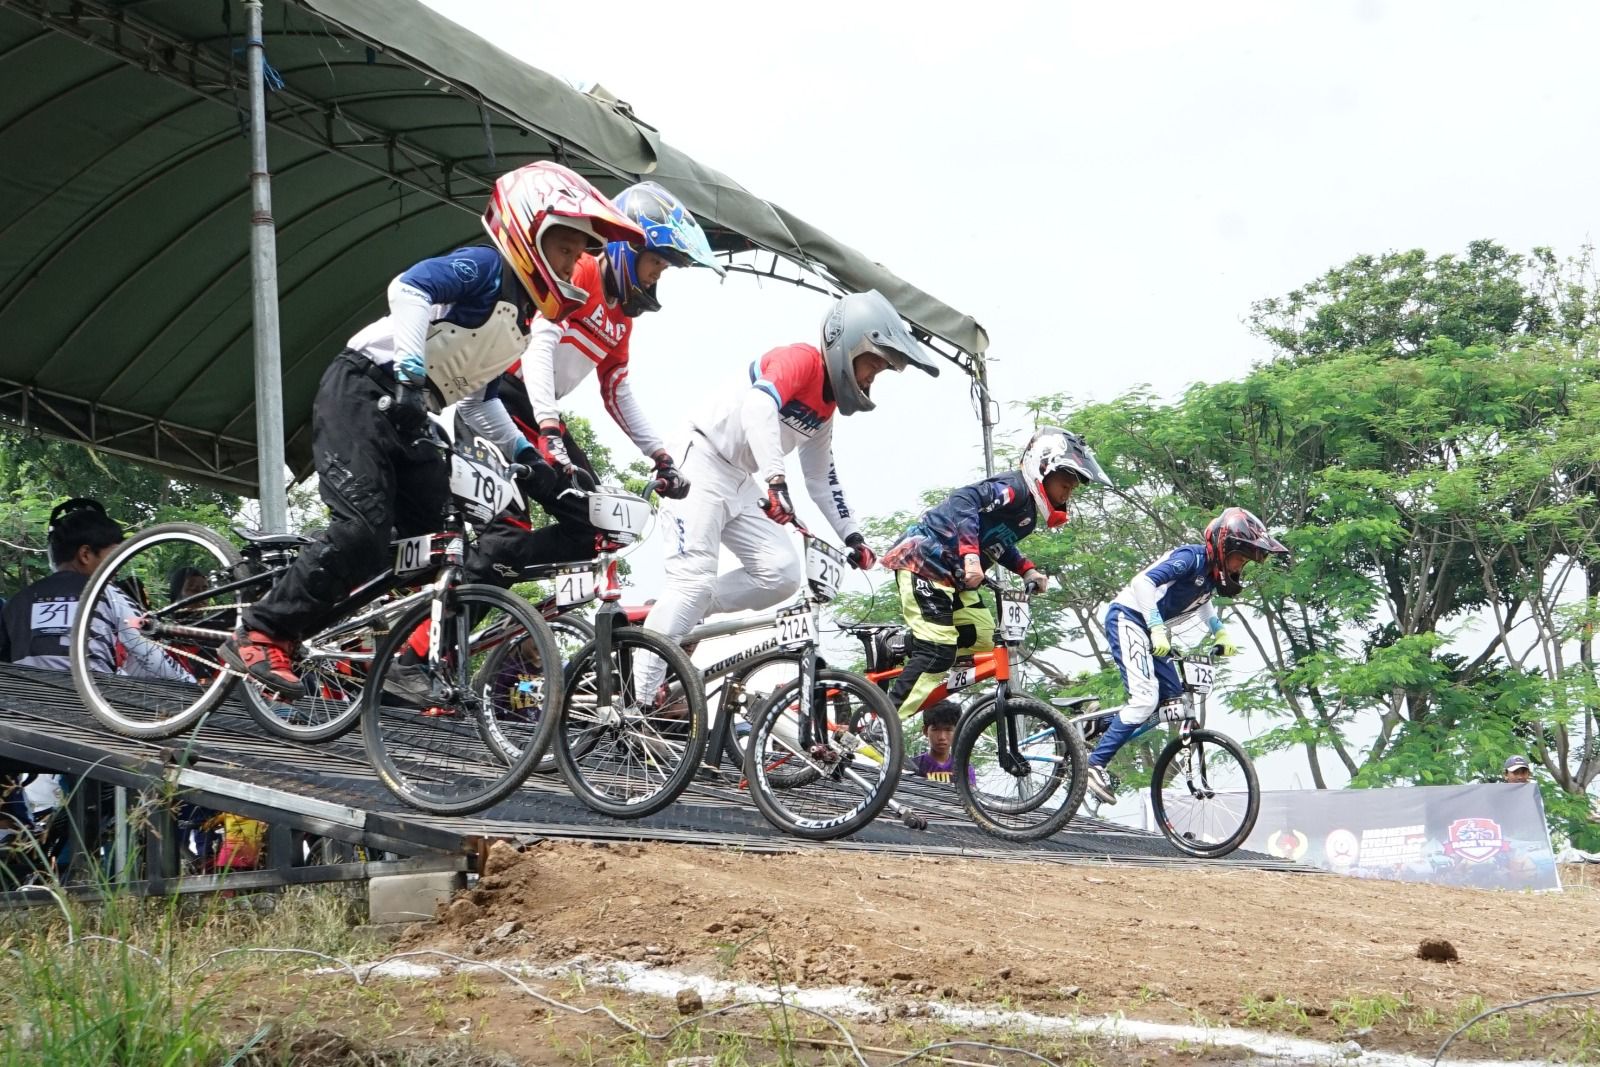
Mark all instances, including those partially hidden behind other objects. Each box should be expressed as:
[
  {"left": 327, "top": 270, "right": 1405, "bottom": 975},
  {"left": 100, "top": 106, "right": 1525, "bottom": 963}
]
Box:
[{"left": 600, "top": 181, "right": 724, "bottom": 315}]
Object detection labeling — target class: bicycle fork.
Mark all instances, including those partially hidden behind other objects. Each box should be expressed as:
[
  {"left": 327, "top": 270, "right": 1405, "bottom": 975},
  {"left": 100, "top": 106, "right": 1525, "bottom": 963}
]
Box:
[{"left": 990, "top": 650, "right": 1030, "bottom": 777}]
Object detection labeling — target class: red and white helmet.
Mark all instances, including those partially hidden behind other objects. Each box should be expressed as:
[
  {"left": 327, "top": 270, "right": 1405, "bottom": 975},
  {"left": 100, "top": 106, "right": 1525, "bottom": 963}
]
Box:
[
  {"left": 482, "top": 162, "right": 645, "bottom": 322},
  {"left": 1020, "top": 426, "right": 1112, "bottom": 529}
]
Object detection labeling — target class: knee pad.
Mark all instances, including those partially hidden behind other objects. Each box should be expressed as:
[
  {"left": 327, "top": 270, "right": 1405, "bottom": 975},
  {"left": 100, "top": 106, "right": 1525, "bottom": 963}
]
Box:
[{"left": 954, "top": 623, "right": 977, "bottom": 650}]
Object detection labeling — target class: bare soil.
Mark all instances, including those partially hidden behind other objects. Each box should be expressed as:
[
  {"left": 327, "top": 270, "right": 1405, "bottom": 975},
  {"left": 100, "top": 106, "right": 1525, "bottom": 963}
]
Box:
[
  {"left": 221, "top": 845, "right": 1600, "bottom": 1064},
  {"left": 373, "top": 842, "right": 1600, "bottom": 1061}
]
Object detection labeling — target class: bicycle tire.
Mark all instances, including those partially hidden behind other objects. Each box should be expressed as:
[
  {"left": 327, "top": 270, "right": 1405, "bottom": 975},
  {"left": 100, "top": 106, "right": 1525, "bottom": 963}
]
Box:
[
  {"left": 69, "top": 522, "right": 246, "bottom": 739},
  {"left": 743, "top": 669, "right": 903, "bottom": 841},
  {"left": 553, "top": 626, "right": 707, "bottom": 819},
  {"left": 953, "top": 695, "right": 1088, "bottom": 842},
  {"left": 362, "top": 584, "right": 563, "bottom": 816},
  {"left": 473, "top": 611, "right": 593, "bottom": 773},
  {"left": 1149, "top": 728, "right": 1260, "bottom": 858},
  {"left": 242, "top": 620, "right": 386, "bottom": 744}
]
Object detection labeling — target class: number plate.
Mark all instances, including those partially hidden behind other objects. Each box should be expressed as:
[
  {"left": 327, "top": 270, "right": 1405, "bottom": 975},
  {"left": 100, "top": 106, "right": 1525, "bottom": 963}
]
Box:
[
  {"left": 775, "top": 605, "right": 815, "bottom": 649},
  {"left": 945, "top": 664, "right": 977, "bottom": 691},
  {"left": 393, "top": 534, "right": 433, "bottom": 574},
  {"left": 1182, "top": 659, "right": 1215, "bottom": 695},
  {"left": 554, "top": 566, "right": 597, "bottom": 608},
  {"left": 1000, "top": 590, "right": 1031, "bottom": 643},
  {"left": 587, "top": 491, "right": 652, "bottom": 540},
  {"left": 449, "top": 452, "right": 512, "bottom": 523},
  {"left": 805, "top": 538, "right": 848, "bottom": 602}
]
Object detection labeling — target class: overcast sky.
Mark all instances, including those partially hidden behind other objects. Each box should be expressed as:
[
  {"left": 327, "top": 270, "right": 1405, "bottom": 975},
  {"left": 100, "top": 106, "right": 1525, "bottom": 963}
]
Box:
[{"left": 420, "top": 1, "right": 1600, "bottom": 794}]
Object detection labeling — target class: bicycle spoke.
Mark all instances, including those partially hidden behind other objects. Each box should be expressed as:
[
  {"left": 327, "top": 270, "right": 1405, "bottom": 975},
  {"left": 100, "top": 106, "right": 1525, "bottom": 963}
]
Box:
[
  {"left": 745, "top": 671, "right": 902, "bottom": 841},
  {"left": 1155, "top": 734, "right": 1256, "bottom": 852}
]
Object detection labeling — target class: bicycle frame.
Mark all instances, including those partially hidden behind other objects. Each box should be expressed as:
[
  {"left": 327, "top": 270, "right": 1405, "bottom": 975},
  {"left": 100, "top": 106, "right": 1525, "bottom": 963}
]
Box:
[{"left": 1062, "top": 653, "right": 1213, "bottom": 742}]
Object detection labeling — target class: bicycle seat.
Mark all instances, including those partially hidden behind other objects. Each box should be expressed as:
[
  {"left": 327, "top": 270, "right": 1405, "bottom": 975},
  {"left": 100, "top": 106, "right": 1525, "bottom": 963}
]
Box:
[
  {"left": 621, "top": 605, "right": 652, "bottom": 624},
  {"left": 1050, "top": 695, "right": 1100, "bottom": 710},
  {"left": 233, "top": 527, "right": 312, "bottom": 547},
  {"left": 842, "top": 622, "right": 897, "bottom": 635}
]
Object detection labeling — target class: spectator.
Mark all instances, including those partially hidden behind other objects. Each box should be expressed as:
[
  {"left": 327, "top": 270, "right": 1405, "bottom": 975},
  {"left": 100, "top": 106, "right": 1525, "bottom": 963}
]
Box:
[
  {"left": 167, "top": 566, "right": 208, "bottom": 604},
  {"left": 1504, "top": 755, "right": 1533, "bottom": 784},
  {"left": 910, "top": 701, "right": 974, "bottom": 785},
  {"left": 0, "top": 498, "right": 187, "bottom": 680}
]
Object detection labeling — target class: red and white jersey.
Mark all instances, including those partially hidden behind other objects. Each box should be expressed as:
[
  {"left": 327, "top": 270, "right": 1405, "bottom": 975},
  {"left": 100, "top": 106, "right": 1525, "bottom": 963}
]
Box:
[
  {"left": 693, "top": 343, "right": 859, "bottom": 541},
  {"left": 514, "top": 254, "right": 664, "bottom": 456}
]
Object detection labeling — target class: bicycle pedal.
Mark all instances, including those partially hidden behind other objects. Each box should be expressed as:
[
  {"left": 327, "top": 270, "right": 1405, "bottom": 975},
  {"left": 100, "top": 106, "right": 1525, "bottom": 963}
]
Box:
[{"left": 419, "top": 706, "right": 460, "bottom": 719}]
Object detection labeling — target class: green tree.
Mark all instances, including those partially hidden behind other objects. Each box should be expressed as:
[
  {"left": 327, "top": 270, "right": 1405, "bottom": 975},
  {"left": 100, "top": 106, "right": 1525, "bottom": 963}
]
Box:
[{"left": 0, "top": 431, "right": 239, "bottom": 593}]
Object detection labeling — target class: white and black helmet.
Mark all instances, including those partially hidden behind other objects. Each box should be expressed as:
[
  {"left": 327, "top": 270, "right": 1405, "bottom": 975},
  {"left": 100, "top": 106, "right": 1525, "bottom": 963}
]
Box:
[
  {"left": 820, "top": 290, "right": 939, "bottom": 416},
  {"left": 1021, "top": 426, "right": 1112, "bottom": 529}
]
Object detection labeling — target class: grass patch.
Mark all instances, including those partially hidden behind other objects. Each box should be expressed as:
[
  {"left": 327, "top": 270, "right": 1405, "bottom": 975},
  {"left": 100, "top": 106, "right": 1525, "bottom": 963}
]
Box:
[
  {"left": 1238, "top": 993, "right": 1311, "bottom": 1033},
  {"left": 0, "top": 874, "right": 382, "bottom": 1065}
]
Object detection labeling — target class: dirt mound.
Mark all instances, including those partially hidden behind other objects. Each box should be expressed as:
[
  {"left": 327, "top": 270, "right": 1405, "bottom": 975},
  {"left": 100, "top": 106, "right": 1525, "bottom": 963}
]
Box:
[{"left": 407, "top": 839, "right": 1600, "bottom": 1029}]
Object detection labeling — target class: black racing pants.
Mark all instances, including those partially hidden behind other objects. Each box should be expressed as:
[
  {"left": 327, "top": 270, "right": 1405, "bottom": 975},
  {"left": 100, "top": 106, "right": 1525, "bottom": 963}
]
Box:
[
  {"left": 884, "top": 569, "right": 995, "bottom": 720},
  {"left": 461, "top": 371, "right": 602, "bottom": 588},
  {"left": 245, "top": 353, "right": 449, "bottom": 641}
]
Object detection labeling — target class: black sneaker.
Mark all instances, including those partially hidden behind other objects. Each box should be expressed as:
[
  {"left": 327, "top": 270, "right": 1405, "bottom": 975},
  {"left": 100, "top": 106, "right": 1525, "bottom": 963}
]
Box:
[{"left": 381, "top": 663, "right": 435, "bottom": 707}]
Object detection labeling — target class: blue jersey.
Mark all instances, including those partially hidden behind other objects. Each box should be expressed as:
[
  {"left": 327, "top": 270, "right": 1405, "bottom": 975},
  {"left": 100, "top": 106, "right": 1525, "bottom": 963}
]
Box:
[
  {"left": 1110, "top": 544, "right": 1220, "bottom": 630},
  {"left": 881, "top": 471, "right": 1037, "bottom": 587}
]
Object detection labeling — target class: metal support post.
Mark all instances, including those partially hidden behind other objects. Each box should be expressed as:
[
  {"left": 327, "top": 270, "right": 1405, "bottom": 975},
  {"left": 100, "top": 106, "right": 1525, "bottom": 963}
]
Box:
[
  {"left": 975, "top": 357, "right": 996, "bottom": 476},
  {"left": 112, "top": 785, "right": 128, "bottom": 883},
  {"left": 244, "top": 0, "right": 288, "bottom": 533}
]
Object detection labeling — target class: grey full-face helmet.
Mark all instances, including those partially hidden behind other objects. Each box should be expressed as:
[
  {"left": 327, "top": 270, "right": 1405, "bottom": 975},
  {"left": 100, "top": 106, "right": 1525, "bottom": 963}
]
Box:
[{"left": 820, "top": 290, "right": 940, "bottom": 416}]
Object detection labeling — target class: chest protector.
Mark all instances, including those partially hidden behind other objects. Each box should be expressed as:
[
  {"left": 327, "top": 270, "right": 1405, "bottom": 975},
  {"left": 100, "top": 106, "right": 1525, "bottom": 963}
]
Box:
[{"left": 424, "top": 302, "right": 528, "bottom": 406}]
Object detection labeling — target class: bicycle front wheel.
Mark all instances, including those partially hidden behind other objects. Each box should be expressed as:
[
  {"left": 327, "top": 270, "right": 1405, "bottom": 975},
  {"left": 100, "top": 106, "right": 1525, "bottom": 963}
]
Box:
[
  {"left": 953, "top": 695, "right": 1087, "bottom": 842},
  {"left": 70, "top": 523, "right": 248, "bottom": 739},
  {"left": 1149, "top": 728, "right": 1260, "bottom": 858},
  {"left": 553, "top": 626, "right": 707, "bottom": 819},
  {"left": 362, "top": 584, "right": 563, "bottom": 816},
  {"left": 744, "top": 669, "right": 903, "bottom": 841}
]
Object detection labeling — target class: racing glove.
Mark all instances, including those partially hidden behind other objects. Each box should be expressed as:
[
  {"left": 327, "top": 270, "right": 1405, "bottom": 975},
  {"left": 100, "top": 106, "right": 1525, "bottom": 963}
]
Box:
[
  {"left": 1021, "top": 568, "right": 1049, "bottom": 596},
  {"left": 388, "top": 377, "right": 428, "bottom": 437},
  {"left": 1149, "top": 623, "right": 1171, "bottom": 658},
  {"left": 844, "top": 533, "right": 877, "bottom": 571},
  {"left": 536, "top": 425, "right": 574, "bottom": 475},
  {"left": 759, "top": 477, "right": 796, "bottom": 525},
  {"left": 961, "top": 553, "right": 985, "bottom": 590},
  {"left": 651, "top": 450, "right": 691, "bottom": 500},
  {"left": 1212, "top": 627, "right": 1241, "bottom": 658}
]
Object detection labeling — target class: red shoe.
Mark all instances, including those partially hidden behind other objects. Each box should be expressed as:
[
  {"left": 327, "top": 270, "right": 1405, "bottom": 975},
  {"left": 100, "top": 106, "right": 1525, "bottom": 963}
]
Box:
[
  {"left": 221, "top": 629, "right": 301, "bottom": 696},
  {"left": 420, "top": 706, "right": 460, "bottom": 718}
]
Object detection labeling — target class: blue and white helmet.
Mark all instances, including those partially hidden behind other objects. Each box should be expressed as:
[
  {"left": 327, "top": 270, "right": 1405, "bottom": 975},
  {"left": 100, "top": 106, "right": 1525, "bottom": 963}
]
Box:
[{"left": 601, "top": 181, "right": 724, "bottom": 315}]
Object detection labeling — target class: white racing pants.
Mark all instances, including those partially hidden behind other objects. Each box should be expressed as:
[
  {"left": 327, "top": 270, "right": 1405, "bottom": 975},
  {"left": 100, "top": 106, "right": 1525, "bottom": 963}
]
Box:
[{"left": 633, "top": 437, "right": 803, "bottom": 701}]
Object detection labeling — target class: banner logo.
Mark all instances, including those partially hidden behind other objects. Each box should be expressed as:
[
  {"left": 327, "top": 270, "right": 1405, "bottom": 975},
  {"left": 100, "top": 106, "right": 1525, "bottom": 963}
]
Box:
[
  {"left": 1323, "top": 828, "right": 1359, "bottom": 869},
  {"left": 1265, "top": 828, "right": 1308, "bottom": 861},
  {"left": 1444, "top": 817, "right": 1508, "bottom": 864}
]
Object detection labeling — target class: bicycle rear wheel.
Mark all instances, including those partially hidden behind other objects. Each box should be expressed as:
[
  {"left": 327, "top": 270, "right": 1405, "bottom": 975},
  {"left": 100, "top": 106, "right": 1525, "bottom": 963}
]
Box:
[
  {"left": 953, "top": 695, "right": 1087, "bottom": 842},
  {"left": 1149, "top": 728, "right": 1260, "bottom": 858},
  {"left": 69, "top": 523, "right": 248, "bottom": 739},
  {"left": 714, "top": 653, "right": 803, "bottom": 770},
  {"left": 362, "top": 584, "right": 562, "bottom": 816},
  {"left": 553, "top": 626, "right": 707, "bottom": 819},
  {"left": 472, "top": 611, "right": 593, "bottom": 774},
  {"left": 241, "top": 615, "right": 395, "bottom": 743},
  {"left": 744, "top": 670, "right": 903, "bottom": 841}
]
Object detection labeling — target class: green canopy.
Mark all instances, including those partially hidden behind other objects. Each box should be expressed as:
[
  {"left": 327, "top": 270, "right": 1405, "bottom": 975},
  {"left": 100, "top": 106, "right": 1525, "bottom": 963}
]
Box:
[{"left": 0, "top": 0, "right": 987, "bottom": 491}]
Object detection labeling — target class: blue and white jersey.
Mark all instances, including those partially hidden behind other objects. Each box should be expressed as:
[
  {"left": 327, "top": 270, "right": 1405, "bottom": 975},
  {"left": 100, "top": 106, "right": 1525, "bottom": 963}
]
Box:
[
  {"left": 345, "top": 245, "right": 536, "bottom": 411},
  {"left": 1109, "top": 544, "right": 1221, "bottom": 632}
]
